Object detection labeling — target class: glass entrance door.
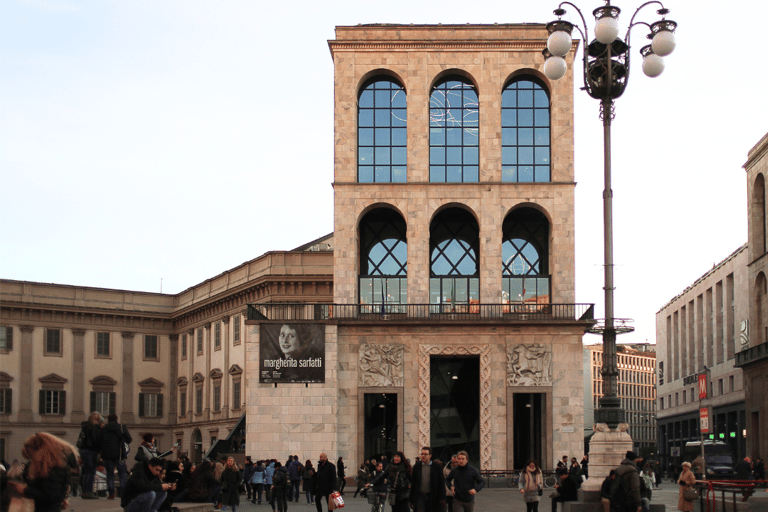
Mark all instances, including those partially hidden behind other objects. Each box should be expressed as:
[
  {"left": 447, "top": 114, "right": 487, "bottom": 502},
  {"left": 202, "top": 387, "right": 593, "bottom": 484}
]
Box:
[
  {"left": 512, "top": 393, "right": 545, "bottom": 469},
  {"left": 430, "top": 356, "right": 480, "bottom": 467},
  {"left": 364, "top": 393, "right": 398, "bottom": 461}
]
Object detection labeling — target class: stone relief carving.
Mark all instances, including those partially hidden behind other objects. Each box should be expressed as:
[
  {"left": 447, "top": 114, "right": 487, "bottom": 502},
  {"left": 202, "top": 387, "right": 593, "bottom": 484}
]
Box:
[
  {"left": 359, "top": 344, "right": 404, "bottom": 387},
  {"left": 507, "top": 344, "right": 552, "bottom": 386},
  {"left": 418, "top": 345, "right": 492, "bottom": 470}
]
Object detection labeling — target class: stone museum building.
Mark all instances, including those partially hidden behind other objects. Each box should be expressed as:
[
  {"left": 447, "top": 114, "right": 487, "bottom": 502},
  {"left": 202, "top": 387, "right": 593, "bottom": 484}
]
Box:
[{"left": 0, "top": 24, "right": 595, "bottom": 470}]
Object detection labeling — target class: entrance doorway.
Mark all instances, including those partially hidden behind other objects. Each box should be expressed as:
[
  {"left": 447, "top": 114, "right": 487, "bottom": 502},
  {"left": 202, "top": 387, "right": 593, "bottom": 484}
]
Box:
[
  {"left": 364, "top": 393, "right": 398, "bottom": 461},
  {"left": 430, "top": 356, "right": 480, "bottom": 467},
  {"left": 192, "top": 428, "right": 203, "bottom": 463},
  {"left": 512, "top": 393, "right": 545, "bottom": 469}
]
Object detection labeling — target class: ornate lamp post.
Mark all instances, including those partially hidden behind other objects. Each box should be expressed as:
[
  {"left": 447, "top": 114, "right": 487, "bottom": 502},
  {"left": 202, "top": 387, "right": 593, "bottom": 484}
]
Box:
[{"left": 543, "top": 1, "right": 676, "bottom": 430}]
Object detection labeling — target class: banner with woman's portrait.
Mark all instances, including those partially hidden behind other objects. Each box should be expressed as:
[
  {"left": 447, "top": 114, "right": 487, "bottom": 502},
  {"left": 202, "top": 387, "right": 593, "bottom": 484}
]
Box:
[{"left": 259, "top": 323, "right": 325, "bottom": 383}]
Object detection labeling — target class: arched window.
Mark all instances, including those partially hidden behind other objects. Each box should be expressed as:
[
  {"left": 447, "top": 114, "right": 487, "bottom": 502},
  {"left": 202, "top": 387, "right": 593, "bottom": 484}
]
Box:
[
  {"left": 359, "top": 208, "right": 407, "bottom": 309},
  {"left": 751, "top": 173, "right": 766, "bottom": 255},
  {"left": 502, "top": 77, "right": 551, "bottom": 182},
  {"left": 502, "top": 208, "right": 550, "bottom": 306},
  {"left": 358, "top": 78, "right": 407, "bottom": 183},
  {"left": 430, "top": 208, "right": 480, "bottom": 309},
  {"left": 757, "top": 272, "right": 768, "bottom": 344},
  {"left": 430, "top": 78, "right": 479, "bottom": 183}
]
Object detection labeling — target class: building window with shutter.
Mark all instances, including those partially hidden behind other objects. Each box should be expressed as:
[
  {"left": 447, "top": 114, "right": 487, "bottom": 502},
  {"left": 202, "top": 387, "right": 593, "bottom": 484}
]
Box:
[
  {"left": 229, "top": 364, "right": 243, "bottom": 411},
  {"left": 96, "top": 332, "right": 111, "bottom": 358},
  {"left": 144, "top": 335, "right": 159, "bottom": 360},
  {"left": 180, "top": 391, "right": 186, "bottom": 417},
  {"left": 181, "top": 334, "right": 187, "bottom": 359},
  {"left": 0, "top": 326, "right": 13, "bottom": 351},
  {"left": 232, "top": 315, "right": 241, "bottom": 345},
  {"left": 214, "top": 322, "right": 221, "bottom": 351},
  {"left": 89, "top": 375, "right": 117, "bottom": 416},
  {"left": 232, "top": 381, "right": 241, "bottom": 411},
  {"left": 137, "top": 378, "right": 164, "bottom": 418},
  {"left": 196, "top": 388, "right": 203, "bottom": 415},
  {"left": 213, "top": 384, "right": 221, "bottom": 412},
  {"left": 0, "top": 389, "right": 11, "bottom": 414},
  {"left": 45, "top": 328, "right": 62, "bottom": 356},
  {"left": 197, "top": 329, "right": 203, "bottom": 355},
  {"left": 39, "top": 373, "right": 67, "bottom": 416}
]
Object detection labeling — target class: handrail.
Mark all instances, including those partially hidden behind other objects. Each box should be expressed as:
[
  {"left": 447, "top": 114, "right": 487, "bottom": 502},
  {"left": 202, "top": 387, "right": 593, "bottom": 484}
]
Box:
[{"left": 693, "top": 480, "right": 767, "bottom": 512}]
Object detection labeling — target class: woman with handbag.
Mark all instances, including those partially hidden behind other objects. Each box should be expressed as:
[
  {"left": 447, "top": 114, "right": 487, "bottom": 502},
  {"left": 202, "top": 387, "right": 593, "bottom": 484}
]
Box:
[
  {"left": 366, "top": 451, "right": 411, "bottom": 512},
  {"left": 519, "top": 459, "right": 543, "bottom": 512},
  {"left": 677, "top": 461, "right": 697, "bottom": 511}
]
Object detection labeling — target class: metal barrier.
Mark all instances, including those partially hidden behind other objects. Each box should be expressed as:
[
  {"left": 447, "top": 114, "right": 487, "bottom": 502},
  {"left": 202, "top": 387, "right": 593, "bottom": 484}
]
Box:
[{"left": 694, "top": 480, "right": 767, "bottom": 512}]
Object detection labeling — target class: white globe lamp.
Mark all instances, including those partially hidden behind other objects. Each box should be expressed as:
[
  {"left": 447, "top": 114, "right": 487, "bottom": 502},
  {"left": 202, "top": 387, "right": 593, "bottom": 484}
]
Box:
[
  {"left": 547, "top": 30, "right": 572, "bottom": 57},
  {"left": 543, "top": 56, "right": 568, "bottom": 80}
]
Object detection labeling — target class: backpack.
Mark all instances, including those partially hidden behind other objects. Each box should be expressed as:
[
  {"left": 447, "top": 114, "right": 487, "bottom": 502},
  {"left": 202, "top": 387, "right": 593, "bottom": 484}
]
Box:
[
  {"left": 610, "top": 469, "right": 631, "bottom": 510},
  {"left": 272, "top": 470, "right": 287, "bottom": 488},
  {"left": 76, "top": 428, "right": 86, "bottom": 450}
]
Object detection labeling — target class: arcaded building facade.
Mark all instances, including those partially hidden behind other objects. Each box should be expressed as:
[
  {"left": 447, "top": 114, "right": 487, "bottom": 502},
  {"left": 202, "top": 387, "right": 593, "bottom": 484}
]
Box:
[
  {"left": 737, "top": 131, "right": 768, "bottom": 461},
  {"left": 655, "top": 245, "right": 749, "bottom": 471},
  {"left": 244, "top": 24, "right": 593, "bottom": 471},
  {"left": 1, "top": 24, "right": 594, "bottom": 471}
]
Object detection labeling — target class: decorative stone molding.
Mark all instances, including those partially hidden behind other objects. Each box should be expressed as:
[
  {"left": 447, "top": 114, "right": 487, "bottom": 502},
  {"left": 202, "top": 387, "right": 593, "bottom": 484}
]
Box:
[
  {"left": 418, "top": 344, "right": 492, "bottom": 470},
  {"left": 90, "top": 375, "right": 117, "bottom": 387},
  {"left": 177, "top": 376, "right": 188, "bottom": 387},
  {"left": 121, "top": 332, "right": 135, "bottom": 340},
  {"left": 507, "top": 344, "right": 552, "bottom": 386},
  {"left": 137, "top": 377, "right": 164, "bottom": 391},
  {"left": 20, "top": 325, "right": 35, "bottom": 333},
  {"left": 39, "top": 373, "right": 68, "bottom": 389},
  {"left": 72, "top": 328, "right": 86, "bottom": 336},
  {"left": 228, "top": 364, "right": 243, "bottom": 376},
  {"left": 169, "top": 334, "right": 179, "bottom": 341},
  {"left": 209, "top": 368, "right": 223, "bottom": 380},
  {"left": 192, "top": 373, "right": 205, "bottom": 384},
  {"left": 358, "top": 344, "right": 404, "bottom": 387}
]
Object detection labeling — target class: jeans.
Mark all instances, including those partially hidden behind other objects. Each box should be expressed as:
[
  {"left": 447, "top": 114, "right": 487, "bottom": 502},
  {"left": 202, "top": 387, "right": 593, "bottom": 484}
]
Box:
[
  {"left": 306, "top": 490, "right": 313, "bottom": 503},
  {"left": 252, "top": 483, "right": 264, "bottom": 502},
  {"left": 452, "top": 499, "right": 474, "bottom": 512},
  {"left": 80, "top": 449, "right": 99, "bottom": 495},
  {"left": 526, "top": 502, "right": 540, "bottom": 512},
  {"left": 102, "top": 458, "right": 124, "bottom": 495},
  {"left": 125, "top": 490, "right": 167, "bottom": 512},
  {"left": 292, "top": 480, "right": 301, "bottom": 501},
  {"left": 315, "top": 493, "right": 330, "bottom": 512},
  {"left": 272, "top": 487, "right": 287, "bottom": 512},
  {"left": 415, "top": 492, "right": 431, "bottom": 512}
]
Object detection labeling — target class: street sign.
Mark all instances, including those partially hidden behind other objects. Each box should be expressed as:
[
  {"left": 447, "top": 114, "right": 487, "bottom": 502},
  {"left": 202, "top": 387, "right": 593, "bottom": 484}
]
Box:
[
  {"left": 698, "top": 373, "right": 707, "bottom": 400},
  {"left": 700, "top": 407, "right": 709, "bottom": 433}
]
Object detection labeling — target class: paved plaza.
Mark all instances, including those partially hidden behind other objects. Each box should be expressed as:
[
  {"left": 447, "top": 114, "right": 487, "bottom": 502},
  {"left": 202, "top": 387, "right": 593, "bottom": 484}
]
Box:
[{"left": 63, "top": 481, "right": 745, "bottom": 512}]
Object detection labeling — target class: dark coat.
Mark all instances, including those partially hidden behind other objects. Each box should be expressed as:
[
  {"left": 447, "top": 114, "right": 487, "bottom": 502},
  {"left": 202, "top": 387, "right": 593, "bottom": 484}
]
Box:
[
  {"left": 409, "top": 461, "right": 446, "bottom": 511},
  {"left": 555, "top": 476, "right": 578, "bottom": 501},
  {"left": 121, "top": 462, "right": 164, "bottom": 508},
  {"left": 99, "top": 421, "right": 124, "bottom": 460},
  {"left": 221, "top": 466, "right": 242, "bottom": 506},
  {"left": 445, "top": 464, "right": 484, "bottom": 503},
  {"left": 22, "top": 452, "right": 78, "bottom": 512},
  {"left": 615, "top": 458, "right": 641, "bottom": 510},
  {"left": 313, "top": 460, "right": 337, "bottom": 496},
  {"left": 80, "top": 422, "right": 102, "bottom": 452}
]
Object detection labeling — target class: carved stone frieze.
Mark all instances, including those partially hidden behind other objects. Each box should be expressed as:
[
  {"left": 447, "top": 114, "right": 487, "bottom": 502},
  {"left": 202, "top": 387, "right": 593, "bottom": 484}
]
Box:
[
  {"left": 358, "top": 344, "right": 404, "bottom": 387},
  {"left": 418, "top": 344, "right": 492, "bottom": 470},
  {"left": 507, "top": 344, "right": 552, "bottom": 386}
]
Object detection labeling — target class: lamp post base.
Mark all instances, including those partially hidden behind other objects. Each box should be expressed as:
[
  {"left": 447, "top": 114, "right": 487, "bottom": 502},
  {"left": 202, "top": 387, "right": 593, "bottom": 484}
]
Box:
[{"left": 581, "top": 422, "right": 633, "bottom": 492}]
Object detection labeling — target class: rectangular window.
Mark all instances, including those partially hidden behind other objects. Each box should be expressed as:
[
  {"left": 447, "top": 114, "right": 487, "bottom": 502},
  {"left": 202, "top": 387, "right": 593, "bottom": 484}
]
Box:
[
  {"left": 39, "top": 390, "right": 66, "bottom": 415},
  {"left": 181, "top": 334, "right": 187, "bottom": 359},
  {"left": 144, "top": 335, "right": 158, "bottom": 360},
  {"left": 197, "top": 329, "right": 203, "bottom": 354},
  {"left": 213, "top": 384, "right": 221, "bottom": 412},
  {"left": 196, "top": 388, "right": 203, "bottom": 414},
  {"left": 0, "top": 326, "right": 12, "bottom": 350},
  {"left": 660, "top": 397, "right": 664, "bottom": 410},
  {"left": 138, "top": 392, "right": 163, "bottom": 417},
  {"left": 96, "top": 332, "right": 110, "bottom": 357},
  {"left": 718, "top": 379, "right": 724, "bottom": 396},
  {"left": 0, "top": 389, "right": 12, "bottom": 414},
  {"left": 45, "top": 329, "right": 61, "bottom": 355},
  {"left": 233, "top": 316, "right": 241, "bottom": 345},
  {"left": 232, "top": 381, "right": 241, "bottom": 410},
  {"left": 90, "top": 391, "right": 115, "bottom": 416},
  {"left": 214, "top": 323, "right": 221, "bottom": 350},
  {"left": 729, "top": 375, "right": 734, "bottom": 393},
  {"left": 180, "top": 391, "right": 187, "bottom": 416}
]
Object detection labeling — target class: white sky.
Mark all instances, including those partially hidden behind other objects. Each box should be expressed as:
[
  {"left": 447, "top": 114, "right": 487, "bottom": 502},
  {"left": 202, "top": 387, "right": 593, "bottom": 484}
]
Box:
[{"left": 2, "top": 0, "right": 765, "bottom": 347}]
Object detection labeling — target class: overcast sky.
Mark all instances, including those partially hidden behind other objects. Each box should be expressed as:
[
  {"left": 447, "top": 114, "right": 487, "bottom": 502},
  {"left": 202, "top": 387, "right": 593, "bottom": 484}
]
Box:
[{"left": 2, "top": 0, "right": 765, "bottom": 347}]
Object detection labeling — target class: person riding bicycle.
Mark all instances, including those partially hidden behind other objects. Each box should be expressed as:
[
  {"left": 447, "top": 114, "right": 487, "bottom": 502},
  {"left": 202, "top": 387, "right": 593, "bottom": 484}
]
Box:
[{"left": 365, "top": 462, "right": 390, "bottom": 511}]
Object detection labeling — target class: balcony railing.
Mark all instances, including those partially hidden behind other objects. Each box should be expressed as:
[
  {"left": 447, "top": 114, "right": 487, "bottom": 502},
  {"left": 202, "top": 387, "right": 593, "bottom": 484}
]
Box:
[{"left": 247, "top": 303, "right": 595, "bottom": 322}]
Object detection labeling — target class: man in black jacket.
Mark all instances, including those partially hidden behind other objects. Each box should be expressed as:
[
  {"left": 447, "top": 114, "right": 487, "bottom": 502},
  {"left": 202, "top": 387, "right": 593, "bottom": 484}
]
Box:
[
  {"left": 410, "top": 447, "right": 446, "bottom": 512},
  {"left": 312, "top": 453, "right": 337, "bottom": 512},
  {"left": 445, "top": 451, "right": 484, "bottom": 512},
  {"left": 551, "top": 467, "right": 577, "bottom": 512},
  {"left": 121, "top": 457, "right": 174, "bottom": 512},
  {"left": 100, "top": 413, "right": 131, "bottom": 499}
]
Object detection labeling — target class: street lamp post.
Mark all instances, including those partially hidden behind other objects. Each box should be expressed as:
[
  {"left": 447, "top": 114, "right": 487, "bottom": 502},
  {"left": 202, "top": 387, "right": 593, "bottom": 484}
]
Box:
[{"left": 543, "top": 0, "right": 676, "bottom": 429}]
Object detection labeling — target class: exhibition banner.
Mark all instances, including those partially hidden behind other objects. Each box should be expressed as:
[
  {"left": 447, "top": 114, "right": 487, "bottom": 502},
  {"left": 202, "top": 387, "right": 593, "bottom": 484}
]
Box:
[{"left": 259, "top": 323, "right": 325, "bottom": 383}]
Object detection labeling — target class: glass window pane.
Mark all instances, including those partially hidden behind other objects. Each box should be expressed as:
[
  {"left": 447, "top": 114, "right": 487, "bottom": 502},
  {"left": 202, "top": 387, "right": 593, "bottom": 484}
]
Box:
[
  {"left": 359, "top": 147, "right": 374, "bottom": 165},
  {"left": 501, "top": 109, "right": 516, "bottom": 127},
  {"left": 502, "top": 167, "right": 516, "bottom": 182},
  {"left": 430, "top": 166, "right": 446, "bottom": 182},
  {"left": 502, "top": 89, "right": 517, "bottom": 107},
  {"left": 518, "top": 89, "right": 534, "bottom": 107},
  {"left": 375, "top": 166, "right": 390, "bottom": 182},
  {"left": 375, "top": 109, "right": 390, "bottom": 126},
  {"left": 359, "top": 110, "right": 374, "bottom": 127},
  {"left": 392, "top": 167, "right": 407, "bottom": 182},
  {"left": 430, "top": 127, "right": 445, "bottom": 146},
  {"left": 534, "top": 127, "right": 549, "bottom": 146},
  {"left": 448, "top": 108, "right": 463, "bottom": 126},
  {"left": 536, "top": 166, "right": 550, "bottom": 182},
  {"left": 502, "top": 127, "right": 516, "bottom": 146},
  {"left": 375, "top": 147, "right": 390, "bottom": 164},
  {"left": 534, "top": 108, "right": 550, "bottom": 126},
  {"left": 535, "top": 146, "right": 549, "bottom": 165},
  {"left": 391, "top": 90, "right": 406, "bottom": 108},
  {"left": 519, "top": 147, "right": 534, "bottom": 165},
  {"left": 519, "top": 128, "right": 534, "bottom": 146},
  {"left": 465, "top": 129, "right": 479, "bottom": 145},
  {"left": 446, "top": 127, "right": 462, "bottom": 146},
  {"left": 502, "top": 147, "right": 517, "bottom": 165},
  {"left": 431, "top": 147, "right": 445, "bottom": 165},
  {"left": 359, "top": 90, "right": 374, "bottom": 108},
  {"left": 392, "top": 109, "right": 407, "bottom": 127},
  {"left": 464, "top": 166, "right": 479, "bottom": 182},
  {"left": 375, "top": 127, "right": 390, "bottom": 146},
  {"left": 447, "top": 147, "right": 462, "bottom": 165},
  {"left": 519, "top": 166, "right": 534, "bottom": 182},
  {"left": 463, "top": 146, "right": 478, "bottom": 164},
  {"left": 463, "top": 89, "right": 478, "bottom": 104},
  {"left": 463, "top": 109, "right": 479, "bottom": 126},
  {"left": 518, "top": 109, "right": 534, "bottom": 126},
  {"left": 359, "top": 167, "right": 373, "bottom": 182},
  {"left": 392, "top": 147, "right": 407, "bottom": 165},
  {"left": 447, "top": 166, "right": 462, "bottom": 182},
  {"left": 534, "top": 88, "right": 549, "bottom": 107},
  {"left": 359, "top": 128, "right": 373, "bottom": 146},
  {"left": 375, "top": 90, "right": 390, "bottom": 107},
  {"left": 392, "top": 128, "right": 407, "bottom": 146}
]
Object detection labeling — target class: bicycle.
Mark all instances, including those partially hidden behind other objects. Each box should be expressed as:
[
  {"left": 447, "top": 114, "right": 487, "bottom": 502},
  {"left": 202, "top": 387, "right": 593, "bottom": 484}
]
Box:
[
  {"left": 367, "top": 491, "right": 389, "bottom": 512},
  {"left": 543, "top": 472, "right": 558, "bottom": 488},
  {"left": 507, "top": 471, "right": 520, "bottom": 487}
]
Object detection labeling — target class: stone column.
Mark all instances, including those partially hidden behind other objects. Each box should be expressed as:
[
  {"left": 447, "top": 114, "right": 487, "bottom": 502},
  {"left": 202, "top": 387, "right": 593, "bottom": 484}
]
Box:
[
  {"left": 169, "top": 334, "right": 179, "bottom": 425},
  {"left": 187, "top": 329, "right": 194, "bottom": 422},
  {"left": 18, "top": 325, "right": 35, "bottom": 422},
  {"left": 221, "top": 316, "right": 230, "bottom": 418},
  {"left": 204, "top": 322, "right": 211, "bottom": 421},
  {"left": 71, "top": 328, "right": 86, "bottom": 423},
  {"left": 122, "top": 332, "right": 135, "bottom": 424}
]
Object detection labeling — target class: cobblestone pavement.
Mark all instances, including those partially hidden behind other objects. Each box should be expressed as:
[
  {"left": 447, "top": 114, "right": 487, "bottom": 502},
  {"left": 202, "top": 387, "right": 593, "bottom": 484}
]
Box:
[{"left": 65, "top": 481, "right": 713, "bottom": 512}]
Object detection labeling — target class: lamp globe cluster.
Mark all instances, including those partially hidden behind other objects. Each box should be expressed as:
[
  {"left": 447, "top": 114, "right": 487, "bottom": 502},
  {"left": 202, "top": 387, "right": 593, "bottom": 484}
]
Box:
[{"left": 543, "top": 1, "right": 677, "bottom": 85}]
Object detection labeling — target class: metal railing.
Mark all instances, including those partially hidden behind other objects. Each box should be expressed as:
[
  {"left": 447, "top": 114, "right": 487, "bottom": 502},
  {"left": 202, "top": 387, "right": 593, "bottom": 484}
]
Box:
[
  {"left": 693, "top": 480, "right": 767, "bottom": 512},
  {"left": 247, "top": 303, "right": 595, "bottom": 322}
]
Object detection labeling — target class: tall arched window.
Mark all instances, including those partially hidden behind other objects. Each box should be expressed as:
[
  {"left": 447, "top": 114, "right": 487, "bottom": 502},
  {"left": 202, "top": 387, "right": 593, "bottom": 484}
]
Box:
[
  {"left": 430, "top": 78, "right": 479, "bottom": 183},
  {"left": 501, "top": 77, "right": 551, "bottom": 182},
  {"left": 502, "top": 208, "right": 550, "bottom": 306},
  {"left": 359, "top": 208, "right": 407, "bottom": 309},
  {"left": 751, "top": 173, "right": 766, "bottom": 255},
  {"left": 430, "top": 208, "right": 480, "bottom": 309},
  {"left": 358, "top": 78, "right": 407, "bottom": 183}
]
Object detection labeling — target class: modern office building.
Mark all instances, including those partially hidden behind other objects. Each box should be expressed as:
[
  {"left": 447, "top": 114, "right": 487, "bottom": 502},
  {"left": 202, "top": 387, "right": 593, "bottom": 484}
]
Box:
[
  {"left": 1, "top": 24, "right": 595, "bottom": 469},
  {"left": 584, "top": 343, "right": 657, "bottom": 459},
  {"left": 736, "top": 131, "right": 768, "bottom": 461},
  {"left": 655, "top": 245, "right": 749, "bottom": 472}
]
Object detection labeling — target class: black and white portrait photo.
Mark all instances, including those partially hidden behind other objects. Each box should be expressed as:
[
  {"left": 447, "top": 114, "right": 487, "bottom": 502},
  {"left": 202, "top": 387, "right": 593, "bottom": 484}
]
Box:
[{"left": 259, "top": 323, "right": 325, "bottom": 383}]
